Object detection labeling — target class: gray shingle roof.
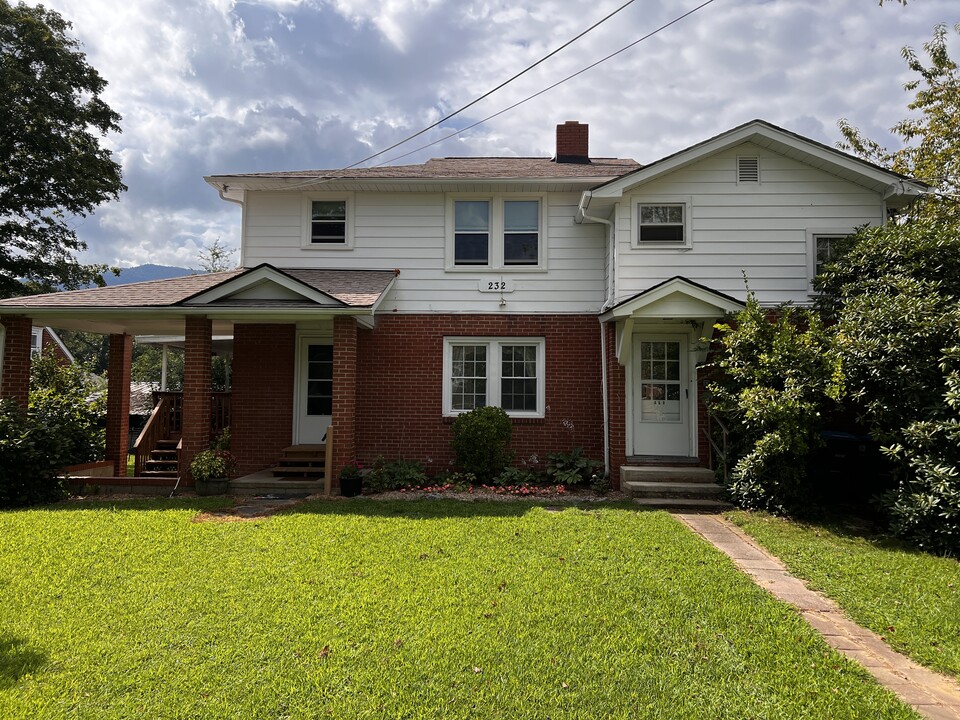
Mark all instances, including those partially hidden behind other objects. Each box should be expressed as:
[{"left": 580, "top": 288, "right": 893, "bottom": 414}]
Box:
[
  {"left": 213, "top": 156, "right": 641, "bottom": 181},
  {"left": 0, "top": 267, "right": 396, "bottom": 310}
]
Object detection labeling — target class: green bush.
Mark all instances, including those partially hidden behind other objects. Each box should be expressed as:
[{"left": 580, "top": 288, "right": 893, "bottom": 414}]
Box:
[
  {"left": 707, "top": 296, "right": 841, "bottom": 513},
  {"left": 189, "top": 449, "right": 237, "bottom": 484},
  {"left": 493, "top": 466, "right": 539, "bottom": 487},
  {"left": 0, "top": 399, "right": 68, "bottom": 507},
  {"left": 365, "top": 457, "right": 427, "bottom": 492},
  {"left": 29, "top": 351, "right": 104, "bottom": 466},
  {"left": 451, "top": 406, "right": 513, "bottom": 483},
  {"left": 546, "top": 447, "right": 602, "bottom": 486}
]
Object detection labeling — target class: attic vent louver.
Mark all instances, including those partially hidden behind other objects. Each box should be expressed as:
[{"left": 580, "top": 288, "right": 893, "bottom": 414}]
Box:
[{"left": 738, "top": 156, "right": 760, "bottom": 183}]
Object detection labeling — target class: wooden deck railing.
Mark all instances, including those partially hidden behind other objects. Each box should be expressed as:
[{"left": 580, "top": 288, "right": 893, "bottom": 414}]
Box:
[
  {"left": 151, "top": 391, "right": 232, "bottom": 436},
  {"left": 133, "top": 396, "right": 170, "bottom": 476}
]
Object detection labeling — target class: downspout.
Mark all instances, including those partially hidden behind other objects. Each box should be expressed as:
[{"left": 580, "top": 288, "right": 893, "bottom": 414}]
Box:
[
  {"left": 577, "top": 190, "right": 614, "bottom": 478},
  {"left": 217, "top": 184, "right": 246, "bottom": 267}
]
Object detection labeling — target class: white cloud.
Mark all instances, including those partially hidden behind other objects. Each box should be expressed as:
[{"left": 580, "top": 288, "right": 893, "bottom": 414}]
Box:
[{"left": 18, "top": 0, "right": 959, "bottom": 268}]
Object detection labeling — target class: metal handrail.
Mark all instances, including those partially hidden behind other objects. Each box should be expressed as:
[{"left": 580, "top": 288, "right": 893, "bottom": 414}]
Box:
[{"left": 703, "top": 411, "right": 730, "bottom": 485}]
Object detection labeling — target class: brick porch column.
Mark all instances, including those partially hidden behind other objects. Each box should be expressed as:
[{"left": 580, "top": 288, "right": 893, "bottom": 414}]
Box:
[
  {"left": 181, "top": 316, "right": 212, "bottom": 483},
  {"left": 105, "top": 333, "right": 132, "bottom": 477},
  {"left": 605, "top": 321, "right": 626, "bottom": 490},
  {"left": 0, "top": 315, "right": 32, "bottom": 409},
  {"left": 331, "top": 316, "right": 358, "bottom": 487}
]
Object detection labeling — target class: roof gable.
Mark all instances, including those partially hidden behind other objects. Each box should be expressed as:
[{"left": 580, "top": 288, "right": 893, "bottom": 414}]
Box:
[
  {"left": 601, "top": 277, "right": 744, "bottom": 322},
  {"left": 183, "top": 265, "right": 346, "bottom": 307},
  {"left": 586, "top": 120, "right": 926, "bottom": 206}
]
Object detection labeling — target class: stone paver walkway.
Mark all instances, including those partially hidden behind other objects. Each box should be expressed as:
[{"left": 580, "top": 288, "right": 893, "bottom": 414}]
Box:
[{"left": 675, "top": 512, "right": 960, "bottom": 720}]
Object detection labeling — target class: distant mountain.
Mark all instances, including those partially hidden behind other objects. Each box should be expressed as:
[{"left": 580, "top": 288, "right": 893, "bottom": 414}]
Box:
[{"left": 101, "top": 264, "right": 194, "bottom": 286}]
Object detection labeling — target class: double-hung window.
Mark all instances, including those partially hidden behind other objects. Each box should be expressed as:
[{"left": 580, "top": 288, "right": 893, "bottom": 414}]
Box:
[
  {"left": 444, "top": 337, "right": 545, "bottom": 417},
  {"left": 632, "top": 198, "right": 692, "bottom": 248},
  {"left": 806, "top": 229, "right": 853, "bottom": 290},
  {"left": 301, "top": 193, "right": 354, "bottom": 248},
  {"left": 449, "top": 196, "right": 544, "bottom": 269}
]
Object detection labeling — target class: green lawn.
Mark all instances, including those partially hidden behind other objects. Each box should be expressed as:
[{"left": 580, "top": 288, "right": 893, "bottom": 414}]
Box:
[
  {"left": 728, "top": 510, "right": 960, "bottom": 679},
  {"left": 0, "top": 499, "right": 917, "bottom": 719}
]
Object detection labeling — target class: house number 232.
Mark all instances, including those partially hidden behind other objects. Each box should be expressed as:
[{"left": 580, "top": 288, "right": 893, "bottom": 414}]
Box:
[{"left": 478, "top": 279, "right": 513, "bottom": 293}]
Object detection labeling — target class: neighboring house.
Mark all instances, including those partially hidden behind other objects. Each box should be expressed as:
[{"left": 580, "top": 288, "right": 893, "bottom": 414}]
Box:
[
  {"left": 31, "top": 326, "right": 74, "bottom": 364},
  {"left": 0, "top": 120, "right": 926, "bottom": 489}
]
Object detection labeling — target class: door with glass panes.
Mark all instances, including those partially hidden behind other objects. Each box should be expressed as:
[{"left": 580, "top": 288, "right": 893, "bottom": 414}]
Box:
[
  {"left": 631, "top": 335, "right": 691, "bottom": 457},
  {"left": 296, "top": 339, "right": 332, "bottom": 444}
]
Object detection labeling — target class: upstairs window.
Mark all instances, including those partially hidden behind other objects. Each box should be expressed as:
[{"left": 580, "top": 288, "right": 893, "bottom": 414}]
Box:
[
  {"left": 454, "top": 200, "right": 490, "bottom": 265},
  {"left": 301, "top": 193, "right": 353, "bottom": 249},
  {"left": 503, "top": 200, "right": 539, "bottom": 265},
  {"left": 638, "top": 204, "right": 685, "bottom": 243},
  {"left": 447, "top": 196, "right": 544, "bottom": 270},
  {"left": 310, "top": 200, "right": 346, "bottom": 244}
]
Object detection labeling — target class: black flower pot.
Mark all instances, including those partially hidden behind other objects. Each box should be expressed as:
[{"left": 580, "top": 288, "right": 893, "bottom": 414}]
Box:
[{"left": 340, "top": 475, "right": 362, "bottom": 497}]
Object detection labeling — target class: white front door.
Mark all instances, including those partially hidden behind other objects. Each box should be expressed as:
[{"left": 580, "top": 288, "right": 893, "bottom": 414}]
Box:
[
  {"left": 296, "top": 339, "right": 332, "bottom": 444},
  {"left": 632, "top": 334, "right": 691, "bottom": 457}
]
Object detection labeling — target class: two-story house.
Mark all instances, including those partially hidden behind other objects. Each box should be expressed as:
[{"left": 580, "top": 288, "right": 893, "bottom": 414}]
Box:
[{"left": 0, "top": 119, "right": 924, "bottom": 492}]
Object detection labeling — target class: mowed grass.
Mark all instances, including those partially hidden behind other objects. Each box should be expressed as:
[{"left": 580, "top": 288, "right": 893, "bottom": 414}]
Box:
[
  {"left": 728, "top": 510, "right": 960, "bottom": 679},
  {"left": 0, "top": 499, "right": 916, "bottom": 719}
]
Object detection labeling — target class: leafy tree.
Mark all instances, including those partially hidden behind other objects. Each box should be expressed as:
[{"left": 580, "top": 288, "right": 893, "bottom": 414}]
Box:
[
  {"left": 197, "top": 237, "right": 237, "bottom": 273},
  {"left": 838, "top": 23, "right": 960, "bottom": 224},
  {"left": 0, "top": 0, "right": 125, "bottom": 298}
]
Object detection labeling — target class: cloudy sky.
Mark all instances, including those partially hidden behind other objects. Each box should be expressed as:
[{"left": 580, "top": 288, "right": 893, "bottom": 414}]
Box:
[{"left": 23, "top": 0, "right": 959, "bottom": 269}]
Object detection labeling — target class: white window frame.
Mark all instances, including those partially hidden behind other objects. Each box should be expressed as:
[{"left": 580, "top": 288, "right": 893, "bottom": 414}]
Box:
[
  {"left": 301, "top": 192, "right": 354, "bottom": 250},
  {"left": 631, "top": 196, "right": 693, "bottom": 250},
  {"left": 806, "top": 228, "right": 854, "bottom": 292},
  {"left": 442, "top": 337, "right": 545, "bottom": 418},
  {"left": 445, "top": 194, "right": 547, "bottom": 272}
]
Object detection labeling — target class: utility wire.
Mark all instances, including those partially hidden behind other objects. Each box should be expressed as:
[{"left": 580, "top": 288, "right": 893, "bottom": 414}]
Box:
[
  {"left": 340, "top": 0, "right": 638, "bottom": 171},
  {"left": 276, "top": 0, "right": 717, "bottom": 190},
  {"left": 375, "top": 0, "right": 718, "bottom": 167}
]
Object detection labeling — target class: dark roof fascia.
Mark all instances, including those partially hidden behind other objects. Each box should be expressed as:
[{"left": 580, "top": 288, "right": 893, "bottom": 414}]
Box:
[
  {"left": 588, "top": 119, "right": 928, "bottom": 193},
  {"left": 177, "top": 263, "right": 348, "bottom": 308},
  {"left": 604, "top": 275, "right": 745, "bottom": 315}
]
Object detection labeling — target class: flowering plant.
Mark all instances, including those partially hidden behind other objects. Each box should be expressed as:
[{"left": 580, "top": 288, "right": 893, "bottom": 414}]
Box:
[
  {"left": 190, "top": 448, "right": 238, "bottom": 484},
  {"left": 339, "top": 462, "right": 363, "bottom": 482}
]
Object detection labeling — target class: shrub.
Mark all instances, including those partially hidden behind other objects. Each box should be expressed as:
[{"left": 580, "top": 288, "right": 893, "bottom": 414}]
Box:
[
  {"left": 0, "top": 399, "right": 68, "bottom": 507},
  {"left": 707, "top": 295, "right": 841, "bottom": 513},
  {"left": 29, "top": 350, "right": 105, "bottom": 466},
  {"left": 493, "top": 466, "right": 539, "bottom": 487},
  {"left": 365, "top": 457, "right": 427, "bottom": 492},
  {"left": 189, "top": 449, "right": 237, "bottom": 484},
  {"left": 451, "top": 406, "right": 513, "bottom": 483},
  {"left": 546, "top": 447, "right": 602, "bottom": 486}
]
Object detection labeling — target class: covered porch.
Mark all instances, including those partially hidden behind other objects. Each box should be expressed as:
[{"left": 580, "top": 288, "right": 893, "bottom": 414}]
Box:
[{"left": 0, "top": 265, "right": 398, "bottom": 494}]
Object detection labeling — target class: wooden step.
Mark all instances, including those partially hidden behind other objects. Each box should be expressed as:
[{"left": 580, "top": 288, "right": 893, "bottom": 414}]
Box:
[{"left": 141, "top": 469, "right": 179, "bottom": 478}]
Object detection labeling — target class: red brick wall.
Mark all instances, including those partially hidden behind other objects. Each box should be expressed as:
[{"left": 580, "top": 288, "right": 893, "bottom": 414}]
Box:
[
  {"left": 604, "top": 322, "right": 626, "bottom": 489},
  {"left": 231, "top": 323, "right": 296, "bottom": 476},
  {"left": 353, "top": 314, "right": 604, "bottom": 477},
  {"left": 181, "top": 317, "right": 212, "bottom": 481},
  {"left": 331, "top": 317, "right": 358, "bottom": 482},
  {"left": 0, "top": 315, "right": 32, "bottom": 408},
  {"left": 105, "top": 334, "right": 132, "bottom": 476}
]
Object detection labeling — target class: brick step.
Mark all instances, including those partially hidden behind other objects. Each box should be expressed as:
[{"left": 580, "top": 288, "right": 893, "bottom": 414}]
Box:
[
  {"left": 622, "top": 481, "right": 725, "bottom": 500},
  {"left": 621, "top": 466, "right": 716, "bottom": 484}
]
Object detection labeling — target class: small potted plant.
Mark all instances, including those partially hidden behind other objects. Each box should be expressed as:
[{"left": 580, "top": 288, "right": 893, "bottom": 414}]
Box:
[
  {"left": 191, "top": 448, "right": 237, "bottom": 496},
  {"left": 339, "top": 462, "right": 363, "bottom": 497}
]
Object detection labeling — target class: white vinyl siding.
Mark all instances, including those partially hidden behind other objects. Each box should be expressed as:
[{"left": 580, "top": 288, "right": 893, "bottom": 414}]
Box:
[
  {"left": 243, "top": 191, "right": 606, "bottom": 313},
  {"left": 615, "top": 144, "right": 885, "bottom": 305}
]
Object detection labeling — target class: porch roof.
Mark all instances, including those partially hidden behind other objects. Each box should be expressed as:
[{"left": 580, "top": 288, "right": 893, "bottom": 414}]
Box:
[{"left": 0, "top": 265, "right": 398, "bottom": 335}]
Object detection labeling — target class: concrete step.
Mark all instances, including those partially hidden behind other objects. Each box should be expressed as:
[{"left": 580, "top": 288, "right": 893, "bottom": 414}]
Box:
[
  {"left": 632, "top": 497, "right": 734, "bottom": 510},
  {"left": 271, "top": 465, "right": 326, "bottom": 478},
  {"left": 621, "top": 466, "right": 716, "bottom": 484},
  {"left": 231, "top": 474, "right": 326, "bottom": 496},
  {"left": 622, "top": 480, "right": 725, "bottom": 500}
]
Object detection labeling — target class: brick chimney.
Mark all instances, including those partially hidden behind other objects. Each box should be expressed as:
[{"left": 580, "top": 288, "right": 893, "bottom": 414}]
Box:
[{"left": 555, "top": 120, "right": 590, "bottom": 164}]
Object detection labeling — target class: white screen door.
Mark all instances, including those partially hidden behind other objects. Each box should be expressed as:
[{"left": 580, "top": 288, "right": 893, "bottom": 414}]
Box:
[
  {"left": 296, "top": 339, "right": 332, "bottom": 444},
  {"left": 632, "top": 335, "right": 690, "bottom": 457}
]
